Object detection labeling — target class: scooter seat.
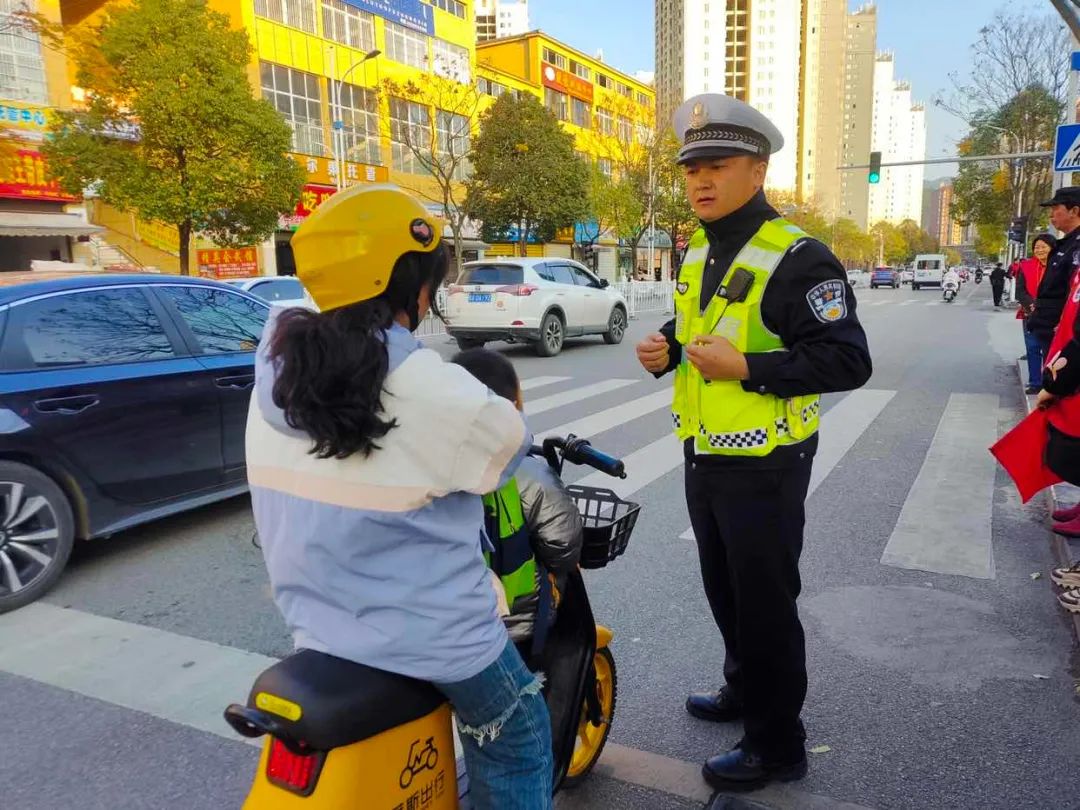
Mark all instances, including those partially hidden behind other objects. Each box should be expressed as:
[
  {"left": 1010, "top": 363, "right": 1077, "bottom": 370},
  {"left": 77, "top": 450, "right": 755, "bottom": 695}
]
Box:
[{"left": 243, "top": 649, "right": 446, "bottom": 751}]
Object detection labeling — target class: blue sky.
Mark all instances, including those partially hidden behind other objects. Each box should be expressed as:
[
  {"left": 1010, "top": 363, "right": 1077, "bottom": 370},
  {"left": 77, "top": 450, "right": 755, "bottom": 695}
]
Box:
[{"left": 528, "top": 0, "right": 1059, "bottom": 180}]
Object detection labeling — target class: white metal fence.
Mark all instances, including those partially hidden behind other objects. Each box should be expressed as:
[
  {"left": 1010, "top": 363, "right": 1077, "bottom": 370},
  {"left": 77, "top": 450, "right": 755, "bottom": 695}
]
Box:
[{"left": 416, "top": 281, "right": 675, "bottom": 339}]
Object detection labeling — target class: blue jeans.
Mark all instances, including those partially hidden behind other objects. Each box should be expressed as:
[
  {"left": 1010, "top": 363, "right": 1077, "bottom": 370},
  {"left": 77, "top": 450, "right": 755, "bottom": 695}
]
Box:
[
  {"left": 434, "top": 639, "right": 553, "bottom": 810},
  {"left": 1024, "top": 321, "right": 1045, "bottom": 387}
]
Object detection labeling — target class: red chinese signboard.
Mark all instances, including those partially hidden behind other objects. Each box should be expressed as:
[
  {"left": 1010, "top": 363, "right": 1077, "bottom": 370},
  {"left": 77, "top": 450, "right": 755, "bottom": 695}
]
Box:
[
  {"left": 0, "top": 149, "right": 79, "bottom": 203},
  {"left": 279, "top": 183, "right": 337, "bottom": 231},
  {"left": 197, "top": 247, "right": 259, "bottom": 279},
  {"left": 542, "top": 64, "right": 594, "bottom": 104}
]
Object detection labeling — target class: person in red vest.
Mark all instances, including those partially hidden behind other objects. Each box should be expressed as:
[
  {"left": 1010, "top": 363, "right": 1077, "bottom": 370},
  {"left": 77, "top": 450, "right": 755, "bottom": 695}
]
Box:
[
  {"left": 1032, "top": 261, "right": 1080, "bottom": 612},
  {"left": 1016, "top": 234, "right": 1057, "bottom": 394}
]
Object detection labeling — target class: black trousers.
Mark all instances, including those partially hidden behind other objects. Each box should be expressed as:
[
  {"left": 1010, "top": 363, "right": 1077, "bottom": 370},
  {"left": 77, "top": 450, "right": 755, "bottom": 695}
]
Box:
[
  {"left": 685, "top": 457, "right": 812, "bottom": 762},
  {"left": 992, "top": 281, "right": 1005, "bottom": 306}
]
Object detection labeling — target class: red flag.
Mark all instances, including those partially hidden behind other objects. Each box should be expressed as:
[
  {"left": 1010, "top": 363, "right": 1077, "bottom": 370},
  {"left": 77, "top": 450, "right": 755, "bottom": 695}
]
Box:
[{"left": 990, "top": 409, "right": 1062, "bottom": 503}]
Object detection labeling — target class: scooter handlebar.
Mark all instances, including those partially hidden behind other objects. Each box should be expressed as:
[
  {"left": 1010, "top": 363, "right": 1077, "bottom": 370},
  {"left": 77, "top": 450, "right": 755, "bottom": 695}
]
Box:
[{"left": 566, "top": 440, "right": 626, "bottom": 479}]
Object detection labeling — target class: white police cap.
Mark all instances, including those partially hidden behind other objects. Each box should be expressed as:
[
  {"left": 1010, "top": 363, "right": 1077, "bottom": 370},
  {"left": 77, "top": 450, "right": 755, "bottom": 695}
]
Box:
[{"left": 673, "top": 93, "right": 784, "bottom": 165}]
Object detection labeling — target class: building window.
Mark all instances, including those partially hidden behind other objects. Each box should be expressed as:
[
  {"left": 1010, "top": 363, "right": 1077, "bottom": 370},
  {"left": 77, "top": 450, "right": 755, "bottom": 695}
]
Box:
[
  {"left": 321, "top": 0, "right": 374, "bottom": 50},
  {"left": 596, "top": 73, "right": 611, "bottom": 89},
  {"left": 389, "top": 97, "right": 431, "bottom": 175},
  {"left": 386, "top": 21, "right": 428, "bottom": 69},
  {"left": 636, "top": 91, "right": 650, "bottom": 106},
  {"left": 571, "top": 97, "right": 590, "bottom": 128},
  {"left": 432, "top": 38, "right": 470, "bottom": 83},
  {"left": 597, "top": 107, "right": 614, "bottom": 136},
  {"left": 569, "top": 59, "right": 590, "bottom": 80},
  {"left": 338, "top": 83, "right": 380, "bottom": 165},
  {"left": 260, "top": 62, "right": 325, "bottom": 156},
  {"left": 0, "top": 0, "right": 46, "bottom": 103},
  {"left": 598, "top": 157, "right": 612, "bottom": 178},
  {"left": 544, "top": 86, "right": 568, "bottom": 121},
  {"left": 436, "top": 109, "right": 471, "bottom": 180},
  {"left": 616, "top": 81, "right": 632, "bottom": 98},
  {"left": 254, "top": 0, "right": 316, "bottom": 33},
  {"left": 430, "top": 0, "right": 466, "bottom": 18},
  {"left": 617, "top": 115, "right": 632, "bottom": 144},
  {"left": 542, "top": 47, "right": 567, "bottom": 69}
]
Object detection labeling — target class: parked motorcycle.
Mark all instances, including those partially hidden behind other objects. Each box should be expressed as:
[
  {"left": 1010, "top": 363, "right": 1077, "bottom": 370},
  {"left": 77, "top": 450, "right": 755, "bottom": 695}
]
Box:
[{"left": 225, "top": 434, "right": 640, "bottom": 808}]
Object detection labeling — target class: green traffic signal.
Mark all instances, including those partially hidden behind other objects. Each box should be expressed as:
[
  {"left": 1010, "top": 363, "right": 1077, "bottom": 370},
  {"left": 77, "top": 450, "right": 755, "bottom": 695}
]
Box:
[{"left": 868, "top": 151, "right": 882, "bottom": 184}]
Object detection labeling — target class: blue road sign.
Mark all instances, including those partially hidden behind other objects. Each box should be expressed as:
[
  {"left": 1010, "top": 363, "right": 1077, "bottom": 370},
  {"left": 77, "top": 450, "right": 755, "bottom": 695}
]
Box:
[{"left": 1054, "top": 123, "right": 1080, "bottom": 171}]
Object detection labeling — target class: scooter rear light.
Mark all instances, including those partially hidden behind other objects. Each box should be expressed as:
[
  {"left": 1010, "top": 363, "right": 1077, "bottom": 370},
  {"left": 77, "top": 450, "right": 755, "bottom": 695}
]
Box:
[
  {"left": 266, "top": 738, "right": 324, "bottom": 796},
  {"left": 495, "top": 284, "right": 539, "bottom": 296}
]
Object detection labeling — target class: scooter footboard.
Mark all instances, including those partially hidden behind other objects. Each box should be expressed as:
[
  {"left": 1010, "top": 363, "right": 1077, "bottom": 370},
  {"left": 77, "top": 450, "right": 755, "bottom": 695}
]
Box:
[{"left": 242, "top": 703, "right": 458, "bottom": 809}]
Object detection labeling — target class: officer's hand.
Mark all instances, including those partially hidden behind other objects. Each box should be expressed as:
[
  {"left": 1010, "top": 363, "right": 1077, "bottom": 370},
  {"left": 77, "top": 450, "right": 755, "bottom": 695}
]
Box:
[
  {"left": 684, "top": 334, "right": 750, "bottom": 381},
  {"left": 1036, "top": 389, "right": 1056, "bottom": 410},
  {"left": 636, "top": 333, "right": 670, "bottom": 373}
]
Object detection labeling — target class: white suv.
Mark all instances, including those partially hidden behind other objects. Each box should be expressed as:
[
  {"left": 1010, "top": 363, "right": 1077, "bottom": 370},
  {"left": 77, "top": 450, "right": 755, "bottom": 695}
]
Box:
[{"left": 446, "top": 258, "right": 628, "bottom": 357}]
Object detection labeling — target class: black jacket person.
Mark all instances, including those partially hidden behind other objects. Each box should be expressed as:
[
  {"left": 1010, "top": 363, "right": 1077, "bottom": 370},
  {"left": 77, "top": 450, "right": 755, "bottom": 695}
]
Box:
[{"left": 636, "top": 93, "right": 871, "bottom": 792}]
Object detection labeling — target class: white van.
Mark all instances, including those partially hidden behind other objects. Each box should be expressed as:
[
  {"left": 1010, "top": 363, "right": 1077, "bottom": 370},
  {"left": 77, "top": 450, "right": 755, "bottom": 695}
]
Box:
[{"left": 912, "top": 254, "right": 946, "bottom": 290}]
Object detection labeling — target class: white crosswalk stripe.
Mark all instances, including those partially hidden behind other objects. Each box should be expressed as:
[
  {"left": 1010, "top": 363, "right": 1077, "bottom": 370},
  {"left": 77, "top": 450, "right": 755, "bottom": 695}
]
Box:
[
  {"left": 525, "top": 379, "right": 638, "bottom": 415},
  {"left": 678, "top": 388, "right": 897, "bottom": 540},
  {"left": 519, "top": 375, "right": 572, "bottom": 391}
]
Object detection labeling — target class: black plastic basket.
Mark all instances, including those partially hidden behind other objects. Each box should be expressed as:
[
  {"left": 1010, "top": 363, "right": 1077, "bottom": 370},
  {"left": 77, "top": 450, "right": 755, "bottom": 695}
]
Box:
[{"left": 565, "top": 485, "right": 641, "bottom": 569}]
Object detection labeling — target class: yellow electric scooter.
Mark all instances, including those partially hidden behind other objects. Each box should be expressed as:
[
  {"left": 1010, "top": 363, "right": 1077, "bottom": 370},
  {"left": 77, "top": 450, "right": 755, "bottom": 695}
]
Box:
[{"left": 225, "top": 434, "right": 640, "bottom": 808}]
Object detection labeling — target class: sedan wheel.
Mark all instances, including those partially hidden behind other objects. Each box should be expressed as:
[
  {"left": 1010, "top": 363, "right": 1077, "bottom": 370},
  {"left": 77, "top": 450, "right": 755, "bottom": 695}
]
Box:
[
  {"left": 535, "top": 312, "right": 565, "bottom": 357},
  {"left": 0, "top": 462, "right": 75, "bottom": 614},
  {"left": 603, "top": 307, "right": 627, "bottom": 345}
]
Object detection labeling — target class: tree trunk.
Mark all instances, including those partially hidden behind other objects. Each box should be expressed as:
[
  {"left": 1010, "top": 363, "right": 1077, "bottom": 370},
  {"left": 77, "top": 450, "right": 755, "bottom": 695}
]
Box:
[
  {"left": 449, "top": 219, "right": 463, "bottom": 283},
  {"left": 178, "top": 220, "right": 192, "bottom": 276},
  {"left": 519, "top": 219, "right": 529, "bottom": 257}
]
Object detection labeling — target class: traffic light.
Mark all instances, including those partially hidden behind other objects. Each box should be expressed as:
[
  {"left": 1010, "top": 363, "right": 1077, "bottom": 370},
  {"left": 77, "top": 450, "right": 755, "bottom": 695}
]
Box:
[{"left": 868, "top": 152, "right": 882, "bottom": 184}]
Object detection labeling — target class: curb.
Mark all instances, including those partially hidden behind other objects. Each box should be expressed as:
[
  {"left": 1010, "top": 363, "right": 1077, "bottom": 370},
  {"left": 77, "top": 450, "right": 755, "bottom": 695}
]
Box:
[{"left": 1016, "top": 358, "right": 1080, "bottom": 643}]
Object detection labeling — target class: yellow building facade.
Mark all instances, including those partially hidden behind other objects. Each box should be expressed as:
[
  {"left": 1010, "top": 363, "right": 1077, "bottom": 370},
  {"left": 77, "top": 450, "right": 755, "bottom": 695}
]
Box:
[{"left": 476, "top": 33, "right": 656, "bottom": 267}]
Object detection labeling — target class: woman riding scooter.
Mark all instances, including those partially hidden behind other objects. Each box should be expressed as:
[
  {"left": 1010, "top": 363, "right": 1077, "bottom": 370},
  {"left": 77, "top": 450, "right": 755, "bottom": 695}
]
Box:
[{"left": 245, "top": 184, "right": 553, "bottom": 809}]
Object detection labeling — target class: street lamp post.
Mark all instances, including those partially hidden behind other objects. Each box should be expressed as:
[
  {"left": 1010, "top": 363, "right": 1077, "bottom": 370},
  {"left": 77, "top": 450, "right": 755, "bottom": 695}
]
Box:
[{"left": 328, "top": 47, "right": 381, "bottom": 191}]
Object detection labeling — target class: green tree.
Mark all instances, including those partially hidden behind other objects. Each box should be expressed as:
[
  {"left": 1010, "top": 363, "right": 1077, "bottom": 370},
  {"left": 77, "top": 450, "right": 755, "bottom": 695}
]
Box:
[
  {"left": 653, "top": 133, "right": 696, "bottom": 261},
  {"left": 579, "top": 163, "right": 643, "bottom": 249},
  {"left": 42, "top": 0, "right": 304, "bottom": 275},
  {"left": 831, "top": 218, "right": 875, "bottom": 266},
  {"left": 465, "top": 94, "right": 588, "bottom": 255},
  {"left": 975, "top": 222, "right": 1006, "bottom": 258},
  {"left": 896, "top": 219, "right": 939, "bottom": 259},
  {"left": 870, "top": 221, "right": 908, "bottom": 265}
]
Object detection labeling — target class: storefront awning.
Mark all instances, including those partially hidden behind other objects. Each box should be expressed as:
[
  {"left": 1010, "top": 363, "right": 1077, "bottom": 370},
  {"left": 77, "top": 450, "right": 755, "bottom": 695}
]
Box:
[
  {"left": 0, "top": 212, "right": 104, "bottom": 237},
  {"left": 445, "top": 237, "right": 491, "bottom": 251}
]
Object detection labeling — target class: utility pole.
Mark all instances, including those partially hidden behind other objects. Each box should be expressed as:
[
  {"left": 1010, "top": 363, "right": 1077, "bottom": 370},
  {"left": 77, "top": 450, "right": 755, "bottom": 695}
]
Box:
[{"left": 1049, "top": 0, "right": 1080, "bottom": 41}]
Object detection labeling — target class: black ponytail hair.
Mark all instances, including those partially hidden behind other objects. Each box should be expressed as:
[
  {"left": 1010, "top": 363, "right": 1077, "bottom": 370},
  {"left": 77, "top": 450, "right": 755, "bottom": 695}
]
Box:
[{"left": 269, "top": 243, "right": 449, "bottom": 459}]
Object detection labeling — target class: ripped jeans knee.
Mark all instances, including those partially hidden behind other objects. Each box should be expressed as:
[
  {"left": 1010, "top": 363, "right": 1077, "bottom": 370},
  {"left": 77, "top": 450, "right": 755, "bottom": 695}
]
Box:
[
  {"left": 435, "top": 639, "right": 554, "bottom": 810},
  {"left": 455, "top": 671, "right": 546, "bottom": 746}
]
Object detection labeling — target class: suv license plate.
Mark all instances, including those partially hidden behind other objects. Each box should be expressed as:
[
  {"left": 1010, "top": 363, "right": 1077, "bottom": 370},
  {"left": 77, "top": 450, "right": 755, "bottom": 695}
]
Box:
[{"left": 468, "top": 293, "right": 492, "bottom": 303}]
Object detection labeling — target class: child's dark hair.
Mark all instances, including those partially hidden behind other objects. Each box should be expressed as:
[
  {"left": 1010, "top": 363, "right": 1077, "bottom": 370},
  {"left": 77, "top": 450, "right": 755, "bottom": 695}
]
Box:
[
  {"left": 269, "top": 244, "right": 449, "bottom": 460},
  {"left": 450, "top": 348, "right": 520, "bottom": 404}
]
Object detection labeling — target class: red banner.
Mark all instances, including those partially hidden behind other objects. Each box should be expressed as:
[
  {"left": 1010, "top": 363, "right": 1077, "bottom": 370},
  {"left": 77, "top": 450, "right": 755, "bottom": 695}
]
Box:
[
  {"left": 542, "top": 64, "right": 594, "bottom": 103},
  {"left": 279, "top": 183, "right": 337, "bottom": 231},
  {"left": 0, "top": 149, "right": 79, "bottom": 203},
  {"left": 197, "top": 247, "right": 258, "bottom": 279}
]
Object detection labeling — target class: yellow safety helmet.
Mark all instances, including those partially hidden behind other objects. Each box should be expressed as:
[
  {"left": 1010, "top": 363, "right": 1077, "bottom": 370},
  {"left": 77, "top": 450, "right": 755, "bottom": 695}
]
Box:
[{"left": 291, "top": 184, "right": 443, "bottom": 312}]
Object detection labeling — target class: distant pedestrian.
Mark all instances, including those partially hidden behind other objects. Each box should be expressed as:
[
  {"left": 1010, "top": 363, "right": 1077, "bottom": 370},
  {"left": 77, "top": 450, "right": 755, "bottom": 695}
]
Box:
[
  {"left": 990, "top": 262, "right": 1006, "bottom": 306},
  {"left": 1016, "top": 234, "right": 1057, "bottom": 394},
  {"left": 1028, "top": 187, "right": 1080, "bottom": 358}
]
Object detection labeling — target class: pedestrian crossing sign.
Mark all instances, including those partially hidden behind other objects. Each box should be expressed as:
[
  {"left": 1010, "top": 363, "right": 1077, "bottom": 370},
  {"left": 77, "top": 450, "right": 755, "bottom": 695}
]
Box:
[{"left": 1054, "top": 123, "right": 1080, "bottom": 172}]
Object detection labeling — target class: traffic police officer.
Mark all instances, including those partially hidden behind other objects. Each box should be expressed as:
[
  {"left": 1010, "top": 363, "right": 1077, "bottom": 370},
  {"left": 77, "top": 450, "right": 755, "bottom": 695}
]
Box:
[{"left": 636, "top": 94, "right": 872, "bottom": 791}]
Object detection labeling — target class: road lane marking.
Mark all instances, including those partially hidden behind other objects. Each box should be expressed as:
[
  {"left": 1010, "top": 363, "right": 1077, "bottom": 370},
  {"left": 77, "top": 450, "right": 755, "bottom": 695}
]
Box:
[
  {"left": 536, "top": 389, "right": 672, "bottom": 441},
  {"left": 525, "top": 379, "right": 638, "bottom": 416},
  {"left": 0, "top": 602, "right": 273, "bottom": 745},
  {"left": 519, "top": 376, "right": 571, "bottom": 391},
  {"left": 880, "top": 393, "right": 999, "bottom": 580},
  {"left": 680, "top": 389, "right": 896, "bottom": 540},
  {"left": 573, "top": 433, "right": 686, "bottom": 499}
]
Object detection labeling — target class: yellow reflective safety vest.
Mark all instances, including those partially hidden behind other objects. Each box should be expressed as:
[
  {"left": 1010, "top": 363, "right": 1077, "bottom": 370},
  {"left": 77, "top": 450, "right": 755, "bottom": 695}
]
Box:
[{"left": 672, "top": 218, "right": 821, "bottom": 457}]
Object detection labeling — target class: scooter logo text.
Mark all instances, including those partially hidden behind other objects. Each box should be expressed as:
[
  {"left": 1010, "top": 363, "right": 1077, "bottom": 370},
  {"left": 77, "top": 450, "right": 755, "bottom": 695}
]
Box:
[{"left": 399, "top": 737, "right": 439, "bottom": 789}]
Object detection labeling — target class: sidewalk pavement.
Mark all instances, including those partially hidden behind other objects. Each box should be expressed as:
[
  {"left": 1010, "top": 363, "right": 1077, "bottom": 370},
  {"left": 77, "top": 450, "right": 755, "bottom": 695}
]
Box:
[{"left": 1017, "top": 358, "right": 1080, "bottom": 643}]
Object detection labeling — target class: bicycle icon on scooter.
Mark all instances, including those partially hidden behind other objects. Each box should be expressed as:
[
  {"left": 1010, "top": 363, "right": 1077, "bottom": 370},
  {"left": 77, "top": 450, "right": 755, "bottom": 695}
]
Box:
[{"left": 399, "top": 737, "right": 439, "bottom": 789}]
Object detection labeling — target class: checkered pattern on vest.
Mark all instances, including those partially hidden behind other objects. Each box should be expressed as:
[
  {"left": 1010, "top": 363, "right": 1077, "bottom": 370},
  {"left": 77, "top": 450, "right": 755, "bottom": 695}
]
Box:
[{"left": 698, "top": 423, "right": 770, "bottom": 450}]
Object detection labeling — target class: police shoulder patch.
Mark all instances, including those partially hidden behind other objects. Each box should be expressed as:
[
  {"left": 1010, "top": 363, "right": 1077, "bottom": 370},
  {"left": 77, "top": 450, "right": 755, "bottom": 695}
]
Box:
[{"left": 806, "top": 279, "right": 848, "bottom": 324}]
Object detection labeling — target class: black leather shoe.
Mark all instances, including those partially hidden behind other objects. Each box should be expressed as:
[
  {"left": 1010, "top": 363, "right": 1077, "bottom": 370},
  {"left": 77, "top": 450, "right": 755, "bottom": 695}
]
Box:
[
  {"left": 685, "top": 687, "right": 743, "bottom": 722},
  {"left": 702, "top": 746, "right": 808, "bottom": 792}
]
